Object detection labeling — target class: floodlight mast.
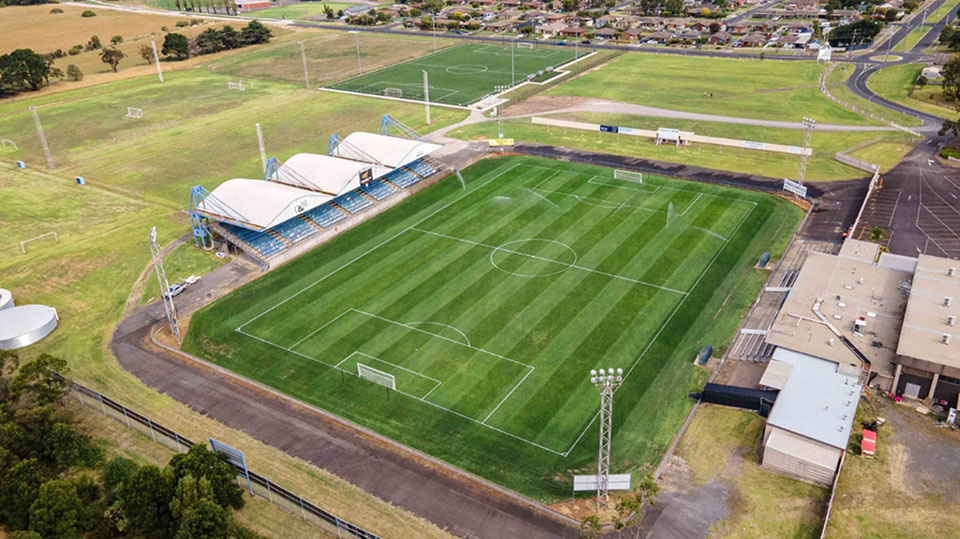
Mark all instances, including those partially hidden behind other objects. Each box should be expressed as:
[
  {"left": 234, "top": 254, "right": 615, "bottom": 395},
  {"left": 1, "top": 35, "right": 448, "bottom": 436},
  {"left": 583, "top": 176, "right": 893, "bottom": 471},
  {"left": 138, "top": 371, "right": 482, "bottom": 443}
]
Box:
[
  {"left": 150, "top": 227, "right": 181, "bottom": 344},
  {"left": 797, "top": 117, "right": 815, "bottom": 185},
  {"left": 590, "top": 367, "right": 623, "bottom": 509}
]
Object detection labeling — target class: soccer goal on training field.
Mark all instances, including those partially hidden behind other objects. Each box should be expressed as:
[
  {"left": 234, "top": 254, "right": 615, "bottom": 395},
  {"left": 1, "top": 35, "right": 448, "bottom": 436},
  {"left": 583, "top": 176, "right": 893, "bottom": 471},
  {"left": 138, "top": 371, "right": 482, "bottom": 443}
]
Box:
[
  {"left": 614, "top": 169, "right": 643, "bottom": 183},
  {"left": 517, "top": 42, "right": 535, "bottom": 49},
  {"left": 357, "top": 363, "right": 396, "bottom": 390},
  {"left": 227, "top": 81, "right": 246, "bottom": 91},
  {"left": 382, "top": 88, "right": 403, "bottom": 98},
  {"left": 125, "top": 107, "right": 143, "bottom": 119}
]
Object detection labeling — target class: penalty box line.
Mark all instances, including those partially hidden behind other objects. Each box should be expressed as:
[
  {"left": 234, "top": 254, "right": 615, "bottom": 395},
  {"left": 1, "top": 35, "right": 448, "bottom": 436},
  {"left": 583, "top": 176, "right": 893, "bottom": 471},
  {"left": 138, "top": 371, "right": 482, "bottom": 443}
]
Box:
[
  {"left": 561, "top": 202, "right": 757, "bottom": 457},
  {"left": 238, "top": 310, "right": 561, "bottom": 455},
  {"left": 409, "top": 227, "right": 687, "bottom": 295},
  {"left": 337, "top": 351, "right": 443, "bottom": 400}
]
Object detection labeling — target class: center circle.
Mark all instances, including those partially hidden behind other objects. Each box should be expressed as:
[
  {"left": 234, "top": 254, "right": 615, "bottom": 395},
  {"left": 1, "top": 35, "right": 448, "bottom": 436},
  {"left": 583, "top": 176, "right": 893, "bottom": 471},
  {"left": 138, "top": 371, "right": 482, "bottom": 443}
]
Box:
[
  {"left": 490, "top": 239, "right": 578, "bottom": 277},
  {"left": 446, "top": 64, "right": 488, "bottom": 75}
]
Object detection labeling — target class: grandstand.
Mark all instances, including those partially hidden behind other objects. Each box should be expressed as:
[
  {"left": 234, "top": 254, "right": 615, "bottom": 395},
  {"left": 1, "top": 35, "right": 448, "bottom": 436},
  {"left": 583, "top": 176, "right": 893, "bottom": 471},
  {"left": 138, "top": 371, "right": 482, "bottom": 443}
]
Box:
[{"left": 188, "top": 118, "right": 445, "bottom": 269}]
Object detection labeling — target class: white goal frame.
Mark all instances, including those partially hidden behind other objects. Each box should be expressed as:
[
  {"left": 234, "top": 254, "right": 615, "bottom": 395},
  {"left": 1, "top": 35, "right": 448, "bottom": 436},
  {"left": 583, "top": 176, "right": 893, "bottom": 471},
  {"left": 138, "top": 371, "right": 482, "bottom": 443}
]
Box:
[
  {"left": 228, "top": 81, "right": 246, "bottom": 91},
  {"left": 125, "top": 107, "right": 143, "bottom": 119},
  {"left": 383, "top": 87, "right": 403, "bottom": 98},
  {"left": 613, "top": 169, "right": 643, "bottom": 184},
  {"left": 357, "top": 362, "right": 396, "bottom": 390},
  {"left": 517, "top": 42, "right": 535, "bottom": 49}
]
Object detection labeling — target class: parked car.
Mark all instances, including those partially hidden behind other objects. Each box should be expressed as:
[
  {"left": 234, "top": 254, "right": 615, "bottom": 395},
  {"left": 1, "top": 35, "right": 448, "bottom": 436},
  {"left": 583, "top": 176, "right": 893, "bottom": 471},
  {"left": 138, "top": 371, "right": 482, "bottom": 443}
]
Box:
[{"left": 162, "top": 282, "right": 186, "bottom": 300}]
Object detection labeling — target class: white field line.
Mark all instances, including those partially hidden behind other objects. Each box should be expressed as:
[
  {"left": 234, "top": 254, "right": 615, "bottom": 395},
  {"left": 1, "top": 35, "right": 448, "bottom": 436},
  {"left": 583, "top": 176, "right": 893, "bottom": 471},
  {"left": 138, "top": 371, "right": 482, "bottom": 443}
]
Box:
[
  {"left": 561, "top": 202, "right": 757, "bottom": 457},
  {"left": 287, "top": 309, "right": 352, "bottom": 350},
  {"left": 483, "top": 367, "right": 534, "bottom": 425},
  {"left": 406, "top": 321, "right": 471, "bottom": 346},
  {"left": 237, "top": 162, "right": 522, "bottom": 331},
  {"left": 589, "top": 176, "right": 661, "bottom": 194},
  {"left": 238, "top": 325, "right": 563, "bottom": 455},
  {"left": 318, "top": 87, "right": 471, "bottom": 110},
  {"left": 352, "top": 80, "right": 461, "bottom": 102},
  {"left": 348, "top": 351, "right": 444, "bottom": 399},
  {"left": 523, "top": 187, "right": 559, "bottom": 208},
  {"left": 409, "top": 227, "right": 687, "bottom": 295}
]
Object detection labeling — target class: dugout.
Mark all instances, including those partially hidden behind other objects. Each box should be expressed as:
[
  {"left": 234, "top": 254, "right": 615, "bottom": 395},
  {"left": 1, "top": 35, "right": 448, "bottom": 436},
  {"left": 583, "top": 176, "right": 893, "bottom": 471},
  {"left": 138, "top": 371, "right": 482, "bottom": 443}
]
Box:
[{"left": 699, "top": 383, "right": 778, "bottom": 417}]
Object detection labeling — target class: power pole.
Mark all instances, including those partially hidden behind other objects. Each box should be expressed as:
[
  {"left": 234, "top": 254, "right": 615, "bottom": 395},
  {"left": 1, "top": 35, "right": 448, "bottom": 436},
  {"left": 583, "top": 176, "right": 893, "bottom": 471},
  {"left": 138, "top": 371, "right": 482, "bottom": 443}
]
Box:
[
  {"left": 298, "top": 41, "right": 310, "bottom": 88},
  {"left": 29, "top": 106, "right": 54, "bottom": 169},
  {"left": 797, "top": 117, "right": 815, "bottom": 185},
  {"left": 150, "top": 227, "right": 181, "bottom": 345},
  {"left": 353, "top": 31, "right": 362, "bottom": 73},
  {"left": 150, "top": 38, "right": 164, "bottom": 83},
  {"left": 423, "top": 70, "right": 431, "bottom": 126},
  {"left": 511, "top": 43, "right": 515, "bottom": 87},
  {"left": 590, "top": 368, "right": 622, "bottom": 510},
  {"left": 256, "top": 123, "right": 267, "bottom": 173}
]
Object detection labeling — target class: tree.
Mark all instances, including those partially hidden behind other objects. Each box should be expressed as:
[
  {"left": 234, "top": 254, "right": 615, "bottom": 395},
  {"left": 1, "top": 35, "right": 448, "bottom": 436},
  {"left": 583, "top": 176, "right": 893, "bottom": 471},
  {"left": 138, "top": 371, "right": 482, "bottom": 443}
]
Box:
[
  {"left": 28, "top": 480, "right": 84, "bottom": 538},
  {"left": 99, "top": 47, "right": 126, "bottom": 72},
  {"left": 103, "top": 456, "right": 139, "bottom": 495},
  {"left": 0, "top": 49, "right": 50, "bottom": 96},
  {"left": 10, "top": 354, "right": 66, "bottom": 405},
  {"left": 423, "top": 0, "right": 444, "bottom": 12},
  {"left": 942, "top": 55, "right": 960, "bottom": 108},
  {"left": 175, "top": 497, "right": 230, "bottom": 539},
  {"left": 869, "top": 226, "right": 885, "bottom": 243},
  {"left": 162, "top": 33, "right": 190, "bottom": 59},
  {"left": 0, "top": 459, "right": 46, "bottom": 530},
  {"left": 884, "top": 8, "right": 898, "bottom": 21},
  {"left": 168, "top": 445, "right": 243, "bottom": 511},
  {"left": 323, "top": 3, "right": 335, "bottom": 18},
  {"left": 709, "top": 22, "right": 720, "bottom": 34},
  {"left": 240, "top": 20, "right": 272, "bottom": 44},
  {"left": 579, "top": 515, "right": 602, "bottom": 539},
  {"left": 828, "top": 19, "right": 881, "bottom": 47},
  {"left": 111, "top": 35, "right": 124, "bottom": 45},
  {"left": 121, "top": 464, "right": 175, "bottom": 537},
  {"left": 664, "top": 0, "right": 683, "bottom": 15},
  {"left": 81, "top": 9, "right": 97, "bottom": 17},
  {"left": 917, "top": 74, "right": 929, "bottom": 88},
  {"left": 561, "top": 0, "right": 575, "bottom": 11},
  {"left": 139, "top": 44, "right": 154, "bottom": 64},
  {"left": 612, "top": 474, "right": 659, "bottom": 538},
  {"left": 86, "top": 35, "right": 102, "bottom": 51}
]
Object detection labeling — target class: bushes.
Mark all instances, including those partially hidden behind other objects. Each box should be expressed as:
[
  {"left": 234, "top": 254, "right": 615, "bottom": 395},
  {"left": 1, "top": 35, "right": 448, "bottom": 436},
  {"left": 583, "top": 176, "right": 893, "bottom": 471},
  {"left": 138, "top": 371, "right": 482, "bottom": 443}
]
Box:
[
  {"left": 84, "top": 35, "right": 101, "bottom": 51},
  {"left": 49, "top": 7, "right": 62, "bottom": 13},
  {"left": 161, "top": 21, "right": 271, "bottom": 60},
  {"left": 68, "top": 44, "right": 82, "bottom": 55},
  {"left": 80, "top": 9, "right": 95, "bottom": 16},
  {"left": 110, "top": 35, "right": 123, "bottom": 45},
  {"left": 176, "top": 20, "right": 190, "bottom": 27}
]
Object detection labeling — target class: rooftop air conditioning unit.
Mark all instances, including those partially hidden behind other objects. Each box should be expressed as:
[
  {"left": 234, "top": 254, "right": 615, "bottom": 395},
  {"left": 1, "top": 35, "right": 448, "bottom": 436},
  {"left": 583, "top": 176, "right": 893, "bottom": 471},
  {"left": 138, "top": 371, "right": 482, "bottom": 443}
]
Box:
[
  {"left": 942, "top": 334, "right": 952, "bottom": 345},
  {"left": 949, "top": 315, "right": 957, "bottom": 327}
]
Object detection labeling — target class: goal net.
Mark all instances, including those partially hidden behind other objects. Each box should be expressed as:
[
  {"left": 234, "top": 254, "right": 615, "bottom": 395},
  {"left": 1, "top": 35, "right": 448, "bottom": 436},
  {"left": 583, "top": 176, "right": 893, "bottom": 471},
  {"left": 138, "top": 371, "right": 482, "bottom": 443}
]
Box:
[
  {"left": 357, "top": 363, "right": 396, "bottom": 390},
  {"left": 228, "top": 81, "right": 246, "bottom": 91},
  {"left": 517, "top": 42, "right": 535, "bottom": 49},
  {"left": 125, "top": 107, "right": 143, "bottom": 119},
  {"left": 383, "top": 88, "right": 403, "bottom": 98},
  {"left": 614, "top": 169, "right": 643, "bottom": 184}
]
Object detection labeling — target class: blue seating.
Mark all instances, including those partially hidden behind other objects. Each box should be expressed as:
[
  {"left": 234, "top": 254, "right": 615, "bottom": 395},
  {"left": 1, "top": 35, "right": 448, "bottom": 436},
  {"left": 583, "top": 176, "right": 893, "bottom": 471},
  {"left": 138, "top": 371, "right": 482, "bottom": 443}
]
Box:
[
  {"left": 407, "top": 159, "right": 437, "bottom": 178},
  {"left": 271, "top": 217, "right": 317, "bottom": 244},
  {"left": 304, "top": 203, "right": 346, "bottom": 228},
  {"left": 385, "top": 167, "right": 420, "bottom": 188},
  {"left": 333, "top": 190, "right": 373, "bottom": 214},
  {"left": 360, "top": 179, "right": 397, "bottom": 201},
  {"left": 222, "top": 223, "right": 286, "bottom": 258}
]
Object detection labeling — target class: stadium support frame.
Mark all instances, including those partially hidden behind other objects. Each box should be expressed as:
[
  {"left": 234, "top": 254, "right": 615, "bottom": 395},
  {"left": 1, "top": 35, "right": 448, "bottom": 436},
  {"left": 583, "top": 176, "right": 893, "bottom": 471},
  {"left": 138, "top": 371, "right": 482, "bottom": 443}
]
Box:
[
  {"left": 188, "top": 185, "right": 255, "bottom": 248},
  {"left": 379, "top": 114, "right": 426, "bottom": 141}
]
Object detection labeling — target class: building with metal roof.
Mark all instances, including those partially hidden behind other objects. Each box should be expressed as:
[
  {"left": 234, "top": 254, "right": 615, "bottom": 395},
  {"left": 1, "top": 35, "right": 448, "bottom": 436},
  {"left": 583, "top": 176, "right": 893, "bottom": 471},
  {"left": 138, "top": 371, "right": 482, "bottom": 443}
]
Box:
[
  {"left": 195, "top": 179, "right": 334, "bottom": 231},
  {"left": 272, "top": 154, "right": 391, "bottom": 196}
]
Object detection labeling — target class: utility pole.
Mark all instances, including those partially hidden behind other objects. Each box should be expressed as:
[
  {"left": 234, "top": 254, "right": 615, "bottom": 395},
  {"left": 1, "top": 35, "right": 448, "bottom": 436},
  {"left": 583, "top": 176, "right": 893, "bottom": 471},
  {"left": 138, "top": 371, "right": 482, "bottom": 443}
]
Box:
[
  {"left": 423, "top": 70, "right": 431, "bottom": 126},
  {"left": 590, "top": 368, "right": 622, "bottom": 510},
  {"left": 256, "top": 123, "right": 267, "bottom": 173},
  {"left": 150, "top": 38, "right": 164, "bottom": 83},
  {"left": 298, "top": 41, "right": 310, "bottom": 88},
  {"left": 29, "top": 106, "right": 54, "bottom": 169},
  {"left": 797, "top": 117, "right": 815, "bottom": 185},
  {"left": 352, "top": 31, "right": 362, "bottom": 73},
  {"left": 150, "top": 227, "right": 181, "bottom": 345}
]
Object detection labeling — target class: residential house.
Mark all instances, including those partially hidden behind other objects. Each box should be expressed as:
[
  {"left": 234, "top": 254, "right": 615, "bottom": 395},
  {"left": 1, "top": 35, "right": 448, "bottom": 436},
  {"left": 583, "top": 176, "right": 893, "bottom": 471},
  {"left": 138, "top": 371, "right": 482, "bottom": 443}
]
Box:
[
  {"left": 485, "top": 20, "right": 516, "bottom": 32},
  {"left": 560, "top": 26, "right": 588, "bottom": 37},
  {"left": 536, "top": 21, "right": 567, "bottom": 36},
  {"left": 595, "top": 27, "right": 618, "bottom": 39},
  {"left": 740, "top": 33, "right": 767, "bottom": 46},
  {"left": 708, "top": 30, "right": 731, "bottom": 44},
  {"left": 646, "top": 30, "right": 675, "bottom": 43}
]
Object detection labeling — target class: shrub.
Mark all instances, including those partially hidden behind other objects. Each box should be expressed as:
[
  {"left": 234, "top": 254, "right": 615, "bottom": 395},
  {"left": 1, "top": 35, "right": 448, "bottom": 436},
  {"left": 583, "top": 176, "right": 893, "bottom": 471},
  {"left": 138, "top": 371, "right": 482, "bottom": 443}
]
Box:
[
  {"left": 176, "top": 20, "right": 189, "bottom": 27},
  {"left": 940, "top": 147, "right": 960, "bottom": 159},
  {"left": 81, "top": 9, "right": 96, "bottom": 17},
  {"left": 66, "top": 64, "right": 82, "bottom": 81},
  {"left": 110, "top": 35, "right": 123, "bottom": 45},
  {"left": 161, "top": 25, "right": 169, "bottom": 31},
  {"left": 68, "top": 44, "right": 83, "bottom": 55},
  {"left": 85, "top": 35, "right": 101, "bottom": 51},
  {"left": 50, "top": 7, "right": 63, "bottom": 13}
]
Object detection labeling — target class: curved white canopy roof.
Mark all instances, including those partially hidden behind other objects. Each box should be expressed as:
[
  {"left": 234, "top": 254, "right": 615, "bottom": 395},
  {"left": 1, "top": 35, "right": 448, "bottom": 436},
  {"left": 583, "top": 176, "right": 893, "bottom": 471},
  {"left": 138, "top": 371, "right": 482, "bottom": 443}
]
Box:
[
  {"left": 198, "top": 179, "right": 332, "bottom": 230},
  {"left": 278, "top": 154, "right": 390, "bottom": 196},
  {"left": 335, "top": 132, "right": 441, "bottom": 168}
]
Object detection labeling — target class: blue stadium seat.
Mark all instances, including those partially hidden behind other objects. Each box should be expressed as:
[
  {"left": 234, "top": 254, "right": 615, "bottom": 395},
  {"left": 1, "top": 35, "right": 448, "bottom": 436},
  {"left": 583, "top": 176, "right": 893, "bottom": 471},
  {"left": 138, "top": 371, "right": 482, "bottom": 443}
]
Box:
[
  {"left": 271, "top": 217, "right": 317, "bottom": 244},
  {"left": 333, "top": 191, "right": 373, "bottom": 214},
  {"left": 360, "top": 179, "right": 397, "bottom": 201},
  {"left": 408, "top": 159, "right": 437, "bottom": 178},
  {"left": 304, "top": 203, "right": 346, "bottom": 228},
  {"left": 384, "top": 167, "right": 420, "bottom": 188},
  {"left": 221, "top": 223, "right": 286, "bottom": 258}
]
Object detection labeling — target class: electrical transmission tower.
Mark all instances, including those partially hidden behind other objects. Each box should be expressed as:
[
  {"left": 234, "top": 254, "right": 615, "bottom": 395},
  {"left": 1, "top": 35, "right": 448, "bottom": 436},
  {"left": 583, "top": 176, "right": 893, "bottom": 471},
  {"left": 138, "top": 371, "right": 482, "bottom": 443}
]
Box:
[
  {"left": 797, "top": 117, "right": 815, "bottom": 184},
  {"left": 150, "top": 227, "right": 181, "bottom": 344},
  {"left": 590, "top": 367, "right": 623, "bottom": 509}
]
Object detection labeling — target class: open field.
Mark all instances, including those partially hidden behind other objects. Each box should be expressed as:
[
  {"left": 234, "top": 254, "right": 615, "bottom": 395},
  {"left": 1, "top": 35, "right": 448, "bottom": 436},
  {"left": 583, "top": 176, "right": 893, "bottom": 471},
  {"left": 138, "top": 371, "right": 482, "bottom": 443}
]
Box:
[
  {"left": 243, "top": 2, "right": 358, "bottom": 18},
  {"left": 868, "top": 63, "right": 956, "bottom": 119},
  {"left": 545, "top": 54, "right": 879, "bottom": 126},
  {"left": 207, "top": 31, "right": 446, "bottom": 87},
  {"left": 674, "top": 406, "right": 829, "bottom": 537},
  {"left": 824, "top": 64, "right": 923, "bottom": 127},
  {"left": 185, "top": 155, "right": 802, "bottom": 499},
  {"left": 449, "top": 112, "right": 915, "bottom": 181},
  {"left": 331, "top": 43, "right": 582, "bottom": 106},
  {"left": 0, "top": 69, "right": 466, "bottom": 207}
]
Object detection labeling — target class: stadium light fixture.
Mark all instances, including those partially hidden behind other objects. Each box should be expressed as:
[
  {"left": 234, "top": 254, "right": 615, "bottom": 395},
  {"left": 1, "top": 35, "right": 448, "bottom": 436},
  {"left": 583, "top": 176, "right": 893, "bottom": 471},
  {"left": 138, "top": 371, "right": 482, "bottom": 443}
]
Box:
[
  {"left": 348, "top": 31, "right": 362, "bottom": 74},
  {"left": 589, "top": 366, "right": 623, "bottom": 509}
]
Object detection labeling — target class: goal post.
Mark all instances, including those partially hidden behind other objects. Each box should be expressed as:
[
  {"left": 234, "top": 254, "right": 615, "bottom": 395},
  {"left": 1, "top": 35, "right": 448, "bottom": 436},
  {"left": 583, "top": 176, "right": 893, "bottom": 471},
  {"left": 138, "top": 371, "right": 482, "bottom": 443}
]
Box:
[
  {"left": 125, "top": 107, "right": 143, "bottom": 119},
  {"left": 357, "top": 363, "right": 396, "bottom": 390},
  {"left": 613, "top": 169, "right": 643, "bottom": 183},
  {"left": 383, "top": 87, "right": 403, "bottom": 98},
  {"left": 517, "top": 42, "right": 535, "bottom": 49},
  {"left": 228, "top": 81, "right": 246, "bottom": 91}
]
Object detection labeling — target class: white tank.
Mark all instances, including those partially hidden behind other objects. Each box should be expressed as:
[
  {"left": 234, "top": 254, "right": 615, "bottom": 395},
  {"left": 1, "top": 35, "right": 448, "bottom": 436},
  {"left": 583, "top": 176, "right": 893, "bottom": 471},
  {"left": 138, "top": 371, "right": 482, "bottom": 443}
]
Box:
[
  {"left": 0, "top": 289, "right": 13, "bottom": 311},
  {"left": 0, "top": 305, "right": 58, "bottom": 350}
]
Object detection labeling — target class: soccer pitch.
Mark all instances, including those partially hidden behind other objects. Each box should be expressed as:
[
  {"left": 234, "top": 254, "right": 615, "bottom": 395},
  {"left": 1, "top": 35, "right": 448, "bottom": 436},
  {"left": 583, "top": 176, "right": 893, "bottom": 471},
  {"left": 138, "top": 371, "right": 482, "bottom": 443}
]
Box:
[
  {"left": 185, "top": 156, "right": 801, "bottom": 499},
  {"left": 329, "top": 42, "right": 582, "bottom": 106}
]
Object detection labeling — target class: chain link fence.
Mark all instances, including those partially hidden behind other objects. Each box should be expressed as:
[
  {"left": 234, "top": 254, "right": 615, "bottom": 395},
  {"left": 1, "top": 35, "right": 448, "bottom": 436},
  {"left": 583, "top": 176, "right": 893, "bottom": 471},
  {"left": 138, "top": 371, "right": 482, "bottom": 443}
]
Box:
[{"left": 71, "top": 382, "right": 380, "bottom": 539}]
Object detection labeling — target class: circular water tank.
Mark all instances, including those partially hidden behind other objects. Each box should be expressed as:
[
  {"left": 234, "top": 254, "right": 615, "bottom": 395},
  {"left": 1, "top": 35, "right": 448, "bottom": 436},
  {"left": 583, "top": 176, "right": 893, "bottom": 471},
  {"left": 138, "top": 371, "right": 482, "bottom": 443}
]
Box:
[
  {"left": 0, "top": 289, "right": 12, "bottom": 311},
  {"left": 0, "top": 305, "right": 59, "bottom": 350}
]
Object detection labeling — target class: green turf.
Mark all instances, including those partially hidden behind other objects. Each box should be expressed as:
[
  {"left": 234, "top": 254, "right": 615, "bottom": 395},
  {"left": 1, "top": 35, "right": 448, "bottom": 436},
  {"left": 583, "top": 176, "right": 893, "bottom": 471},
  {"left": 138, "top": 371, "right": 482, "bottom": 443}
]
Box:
[
  {"left": 185, "top": 155, "right": 802, "bottom": 500},
  {"left": 824, "top": 63, "right": 923, "bottom": 127},
  {"left": 330, "top": 43, "right": 583, "bottom": 106},
  {"left": 243, "top": 2, "right": 356, "bottom": 19},
  {"left": 867, "top": 63, "right": 955, "bottom": 120},
  {"left": 140, "top": 243, "right": 228, "bottom": 305},
  {"left": 893, "top": 25, "right": 929, "bottom": 53},
  {"left": 545, "top": 53, "right": 883, "bottom": 126}
]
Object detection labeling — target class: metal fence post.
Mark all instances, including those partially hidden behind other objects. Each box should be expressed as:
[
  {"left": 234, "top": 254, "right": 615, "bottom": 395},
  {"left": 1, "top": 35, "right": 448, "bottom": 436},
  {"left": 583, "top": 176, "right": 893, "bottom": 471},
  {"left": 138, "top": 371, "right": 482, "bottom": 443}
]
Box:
[
  {"left": 266, "top": 479, "right": 273, "bottom": 503},
  {"left": 98, "top": 394, "right": 106, "bottom": 415},
  {"left": 146, "top": 418, "right": 157, "bottom": 442},
  {"left": 298, "top": 497, "right": 306, "bottom": 520},
  {"left": 336, "top": 517, "right": 343, "bottom": 539},
  {"left": 174, "top": 432, "right": 182, "bottom": 453},
  {"left": 121, "top": 406, "right": 131, "bottom": 428}
]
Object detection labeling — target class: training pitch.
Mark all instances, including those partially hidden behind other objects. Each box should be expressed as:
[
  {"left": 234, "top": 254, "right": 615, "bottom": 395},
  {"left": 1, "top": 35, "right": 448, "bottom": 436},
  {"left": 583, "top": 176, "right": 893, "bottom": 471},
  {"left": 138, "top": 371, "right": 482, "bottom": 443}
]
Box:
[
  {"left": 186, "top": 156, "right": 800, "bottom": 499},
  {"left": 329, "top": 42, "right": 582, "bottom": 106}
]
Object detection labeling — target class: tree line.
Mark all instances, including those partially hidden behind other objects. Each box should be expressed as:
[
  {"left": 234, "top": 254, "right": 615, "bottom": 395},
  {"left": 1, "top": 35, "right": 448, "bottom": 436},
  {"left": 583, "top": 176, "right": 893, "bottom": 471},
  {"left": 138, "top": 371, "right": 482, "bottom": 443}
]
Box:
[
  {"left": 160, "top": 21, "right": 271, "bottom": 60},
  {"left": 0, "top": 351, "right": 262, "bottom": 538}
]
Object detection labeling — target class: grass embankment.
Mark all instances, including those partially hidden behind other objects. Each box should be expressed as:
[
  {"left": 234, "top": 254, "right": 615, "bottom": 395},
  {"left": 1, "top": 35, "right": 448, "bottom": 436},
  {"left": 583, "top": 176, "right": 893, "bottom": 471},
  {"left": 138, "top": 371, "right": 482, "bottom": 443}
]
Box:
[
  {"left": 140, "top": 243, "right": 228, "bottom": 305},
  {"left": 450, "top": 113, "right": 914, "bottom": 180},
  {"left": 824, "top": 63, "right": 923, "bottom": 127},
  {"left": 677, "top": 406, "right": 829, "bottom": 537},
  {"left": 545, "top": 54, "right": 884, "bottom": 126},
  {"left": 0, "top": 70, "right": 466, "bottom": 207},
  {"left": 185, "top": 155, "right": 803, "bottom": 500},
  {"left": 868, "top": 63, "right": 956, "bottom": 119},
  {"left": 826, "top": 399, "right": 960, "bottom": 537}
]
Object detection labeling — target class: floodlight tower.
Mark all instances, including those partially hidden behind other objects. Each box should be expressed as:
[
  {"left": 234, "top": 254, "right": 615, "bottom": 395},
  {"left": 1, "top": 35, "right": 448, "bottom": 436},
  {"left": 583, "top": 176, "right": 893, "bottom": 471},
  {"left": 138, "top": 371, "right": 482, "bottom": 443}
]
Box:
[
  {"left": 494, "top": 84, "right": 509, "bottom": 140},
  {"left": 797, "top": 117, "right": 815, "bottom": 185},
  {"left": 150, "top": 227, "right": 181, "bottom": 344},
  {"left": 590, "top": 367, "right": 623, "bottom": 510}
]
